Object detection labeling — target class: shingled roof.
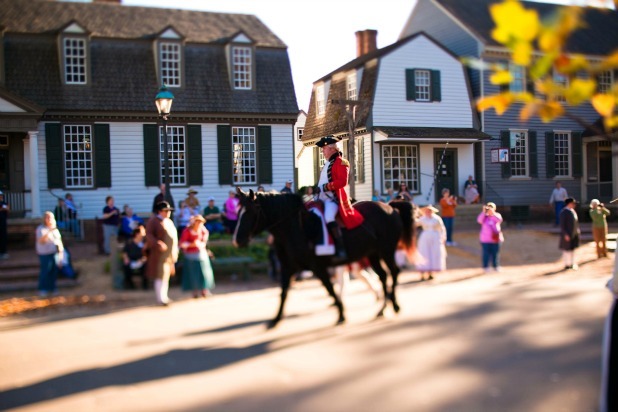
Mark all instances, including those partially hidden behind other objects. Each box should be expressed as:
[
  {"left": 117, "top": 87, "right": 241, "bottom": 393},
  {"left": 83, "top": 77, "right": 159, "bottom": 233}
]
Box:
[
  {"left": 0, "top": 0, "right": 287, "bottom": 47},
  {"left": 0, "top": 0, "right": 298, "bottom": 117},
  {"left": 432, "top": 0, "right": 618, "bottom": 56}
]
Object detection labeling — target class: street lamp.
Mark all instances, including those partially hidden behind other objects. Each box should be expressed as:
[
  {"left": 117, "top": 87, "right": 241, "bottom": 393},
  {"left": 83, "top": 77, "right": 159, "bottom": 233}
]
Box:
[{"left": 154, "top": 84, "right": 175, "bottom": 210}]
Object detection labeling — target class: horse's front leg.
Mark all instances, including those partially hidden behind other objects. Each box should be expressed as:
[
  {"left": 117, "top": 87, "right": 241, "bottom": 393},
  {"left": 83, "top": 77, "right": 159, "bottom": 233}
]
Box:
[
  {"left": 269, "top": 269, "right": 292, "bottom": 329},
  {"left": 315, "top": 267, "right": 345, "bottom": 325}
]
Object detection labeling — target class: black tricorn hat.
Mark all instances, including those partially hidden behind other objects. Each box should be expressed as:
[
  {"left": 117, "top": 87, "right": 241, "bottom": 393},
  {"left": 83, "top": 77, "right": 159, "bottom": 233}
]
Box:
[
  {"left": 315, "top": 135, "right": 339, "bottom": 147},
  {"left": 155, "top": 201, "right": 174, "bottom": 211}
]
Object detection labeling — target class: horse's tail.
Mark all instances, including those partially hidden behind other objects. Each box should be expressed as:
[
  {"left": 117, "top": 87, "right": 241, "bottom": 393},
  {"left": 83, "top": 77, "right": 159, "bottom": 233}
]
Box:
[{"left": 389, "top": 200, "right": 416, "bottom": 259}]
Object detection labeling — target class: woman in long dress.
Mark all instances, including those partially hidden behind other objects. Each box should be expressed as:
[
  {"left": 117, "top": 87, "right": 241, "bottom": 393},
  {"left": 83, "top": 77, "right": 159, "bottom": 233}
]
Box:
[
  {"left": 179, "top": 215, "right": 215, "bottom": 298},
  {"left": 416, "top": 205, "right": 447, "bottom": 281}
]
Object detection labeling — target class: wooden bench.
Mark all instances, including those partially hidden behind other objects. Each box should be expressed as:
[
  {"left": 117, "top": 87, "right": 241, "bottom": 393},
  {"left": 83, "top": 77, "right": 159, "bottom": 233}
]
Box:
[{"left": 210, "top": 256, "right": 255, "bottom": 281}]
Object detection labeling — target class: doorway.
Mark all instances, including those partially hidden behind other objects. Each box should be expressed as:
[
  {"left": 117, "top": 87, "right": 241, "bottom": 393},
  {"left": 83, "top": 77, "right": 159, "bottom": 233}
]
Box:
[
  {"left": 434, "top": 148, "right": 457, "bottom": 204},
  {"left": 0, "top": 150, "right": 8, "bottom": 191}
]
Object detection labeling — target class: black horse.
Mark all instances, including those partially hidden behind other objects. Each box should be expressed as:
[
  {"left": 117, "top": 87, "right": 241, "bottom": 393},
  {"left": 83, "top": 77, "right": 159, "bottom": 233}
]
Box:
[{"left": 232, "top": 188, "right": 415, "bottom": 328}]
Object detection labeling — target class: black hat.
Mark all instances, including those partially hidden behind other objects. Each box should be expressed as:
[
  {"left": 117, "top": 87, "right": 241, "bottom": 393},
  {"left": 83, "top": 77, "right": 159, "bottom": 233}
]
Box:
[
  {"left": 155, "top": 201, "right": 174, "bottom": 212},
  {"left": 315, "top": 135, "right": 339, "bottom": 147},
  {"left": 564, "top": 197, "right": 577, "bottom": 205}
]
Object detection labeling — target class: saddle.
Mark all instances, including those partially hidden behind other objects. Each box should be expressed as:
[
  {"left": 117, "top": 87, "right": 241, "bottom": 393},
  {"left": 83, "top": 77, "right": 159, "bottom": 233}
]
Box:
[{"left": 305, "top": 200, "right": 350, "bottom": 256}]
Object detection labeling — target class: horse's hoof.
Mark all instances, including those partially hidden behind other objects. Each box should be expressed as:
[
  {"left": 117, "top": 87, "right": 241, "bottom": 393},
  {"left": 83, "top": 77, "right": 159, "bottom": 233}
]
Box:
[
  {"left": 393, "top": 304, "right": 401, "bottom": 313},
  {"left": 336, "top": 317, "right": 345, "bottom": 325},
  {"left": 376, "top": 310, "right": 385, "bottom": 318},
  {"left": 267, "top": 320, "right": 279, "bottom": 329}
]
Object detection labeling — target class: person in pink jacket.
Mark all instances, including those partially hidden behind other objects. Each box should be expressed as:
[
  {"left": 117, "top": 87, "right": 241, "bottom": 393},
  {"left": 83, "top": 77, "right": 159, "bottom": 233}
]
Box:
[{"left": 477, "top": 202, "right": 504, "bottom": 273}]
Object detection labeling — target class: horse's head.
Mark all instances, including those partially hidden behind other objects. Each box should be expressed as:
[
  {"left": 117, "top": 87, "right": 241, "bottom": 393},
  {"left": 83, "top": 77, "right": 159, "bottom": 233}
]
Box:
[{"left": 232, "top": 187, "right": 262, "bottom": 248}]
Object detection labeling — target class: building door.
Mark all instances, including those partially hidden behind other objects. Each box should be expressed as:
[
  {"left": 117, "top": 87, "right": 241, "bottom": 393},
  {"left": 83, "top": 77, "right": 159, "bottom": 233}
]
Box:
[
  {"left": 0, "top": 150, "right": 8, "bottom": 191},
  {"left": 434, "top": 148, "right": 457, "bottom": 204}
]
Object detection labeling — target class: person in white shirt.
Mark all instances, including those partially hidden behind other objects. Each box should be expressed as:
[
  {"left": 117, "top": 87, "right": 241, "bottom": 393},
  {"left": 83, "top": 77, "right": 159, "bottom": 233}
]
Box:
[{"left": 549, "top": 181, "right": 568, "bottom": 226}]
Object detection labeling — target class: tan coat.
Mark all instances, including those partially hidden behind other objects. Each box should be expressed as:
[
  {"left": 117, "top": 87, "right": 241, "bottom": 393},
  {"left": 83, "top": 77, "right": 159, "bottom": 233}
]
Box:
[{"left": 145, "top": 214, "right": 178, "bottom": 279}]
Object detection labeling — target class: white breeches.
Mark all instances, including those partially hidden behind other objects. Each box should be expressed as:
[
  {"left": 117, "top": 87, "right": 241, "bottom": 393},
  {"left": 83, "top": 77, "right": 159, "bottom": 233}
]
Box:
[{"left": 324, "top": 199, "right": 339, "bottom": 223}]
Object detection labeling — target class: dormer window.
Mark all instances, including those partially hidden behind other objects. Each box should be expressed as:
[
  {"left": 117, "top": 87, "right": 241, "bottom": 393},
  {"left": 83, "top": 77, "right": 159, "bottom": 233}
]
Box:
[
  {"left": 316, "top": 84, "right": 325, "bottom": 116},
  {"left": 160, "top": 42, "right": 181, "bottom": 87},
  {"left": 155, "top": 27, "right": 184, "bottom": 88},
  {"left": 64, "top": 37, "right": 87, "bottom": 84},
  {"left": 232, "top": 46, "right": 252, "bottom": 90},
  {"left": 59, "top": 22, "right": 89, "bottom": 85},
  {"left": 347, "top": 72, "right": 357, "bottom": 100}
]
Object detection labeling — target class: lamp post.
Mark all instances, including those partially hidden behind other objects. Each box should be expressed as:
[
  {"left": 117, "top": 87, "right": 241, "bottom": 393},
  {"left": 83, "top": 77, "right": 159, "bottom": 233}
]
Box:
[{"left": 154, "top": 84, "right": 175, "bottom": 211}]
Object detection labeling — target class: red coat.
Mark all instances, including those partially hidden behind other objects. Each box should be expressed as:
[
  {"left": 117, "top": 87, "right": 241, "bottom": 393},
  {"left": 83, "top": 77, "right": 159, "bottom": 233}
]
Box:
[{"left": 322, "top": 155, "right": 365, "bottom": 229}]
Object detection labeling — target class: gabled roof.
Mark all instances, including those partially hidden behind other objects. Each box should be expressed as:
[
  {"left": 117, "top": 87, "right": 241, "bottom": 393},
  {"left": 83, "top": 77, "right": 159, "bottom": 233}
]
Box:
[
  {"left": 0, "top": 0, "right": 286, "bottom": 48},
  {"left": 374, "top": 127, "right": 490, "bottom": 142},
  {"left": 303, "top": 32, "right": 464, "bottom": 142},
  {"left": 432, "top": 0, "right": 618, "bottom": 56}
]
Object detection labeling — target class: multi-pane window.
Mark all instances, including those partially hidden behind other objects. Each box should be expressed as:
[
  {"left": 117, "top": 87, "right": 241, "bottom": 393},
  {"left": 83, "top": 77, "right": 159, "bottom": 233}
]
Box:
[
  {"left": 318, "top": 147, "right": 326, "bottom": 168},
  {"left": 382, "top": 145, "right": 419, "bottom": 193},
  {"left": 554, "top": 131, "right": 571, "bottom": 177},
  {"left": 553, "top": 70, "right": 568, "bottom": 102},
  {"left": 297, "top": 127, "right": 304, "bottom": 141},
  {"left": 316, "top": 85, "right": 325, "bottom": 116},
  {"left": 509, "top": 63, "right": 525, "bottom": 93},
  {"left": 232, "top": 127, "right": 256, "bottom": 184},
  {"left": 232, "top": 46, "right": 252, "bottom": 90},
  {"left": 354, "top": 136, "right": 364, "bottom": 183},
  {"left": 414, "top": 70, "right": 431, "bottom": 101},
  {"left": 509, "top": 130, "right": 528, "bottom": 177},
  {"left": 160, "top": 42, "right": 181, "bottom": 87},
  {"left": 63, "top": 125, "right": 93, "bottom": 188},
  {"left": 347, "top": 72, "right": 357, "bottom": 100},
  {"left": 64, "top": 38, "right": 87, "bottom": 84},
  {"left": 598, "top": 70, "right": 613, "bottom": 93},
  {"left": 159, "top": 126, "right": 186, "bottom": 186}
]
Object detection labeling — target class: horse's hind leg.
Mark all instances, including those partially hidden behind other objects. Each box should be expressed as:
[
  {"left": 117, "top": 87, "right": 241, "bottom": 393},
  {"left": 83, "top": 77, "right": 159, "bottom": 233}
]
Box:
[
  {"left": 269, "top": 271, "right": 292, "bottom": 329},
  {"left": 368, "top": 255, "right": 388, "bottom": 318},
  {"left": 382, "top": 253, "right": 401, "bottom": 313},
  {"left": 315, "top": 267, "right": 345, "bottom": 325}
]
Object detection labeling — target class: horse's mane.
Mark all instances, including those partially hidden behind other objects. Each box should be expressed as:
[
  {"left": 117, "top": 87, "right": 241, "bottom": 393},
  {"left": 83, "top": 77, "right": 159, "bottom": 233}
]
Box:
[{"left": 255, "top": 192, "right": 304, "bottom": 224}]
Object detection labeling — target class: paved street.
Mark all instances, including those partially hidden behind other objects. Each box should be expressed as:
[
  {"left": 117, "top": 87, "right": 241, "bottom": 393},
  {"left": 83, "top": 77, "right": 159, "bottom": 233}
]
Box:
[{"left": 0, "top": 233, "right": 614, "bottom": 412}]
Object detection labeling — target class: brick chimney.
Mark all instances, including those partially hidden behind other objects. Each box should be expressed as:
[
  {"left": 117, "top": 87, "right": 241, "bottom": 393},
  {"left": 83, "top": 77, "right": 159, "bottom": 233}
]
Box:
[{"left": 355, "top": 30, "right": 377, "bottom": 57}]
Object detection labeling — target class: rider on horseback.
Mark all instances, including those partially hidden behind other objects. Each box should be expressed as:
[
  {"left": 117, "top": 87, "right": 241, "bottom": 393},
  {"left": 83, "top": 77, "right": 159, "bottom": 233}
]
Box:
[{"left": 315, "top": 136, "right": 364, "bottom": 259}]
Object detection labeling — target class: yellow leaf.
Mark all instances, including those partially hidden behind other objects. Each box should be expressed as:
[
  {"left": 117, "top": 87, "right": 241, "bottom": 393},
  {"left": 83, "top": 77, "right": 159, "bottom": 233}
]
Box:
[
  {"left": 476, "top": 94, "right": 514, "bottom": 115},
  {"left": 520, "top": 102, "right": 539, "bottom": 121},
  {"left": 538, "top": 29, "right": 560, "bottom": 53},
  {"left": 604, "top": 115, "right": 618, "bottom": 131},
  {"left": 490, "top": 70, "right": 513, "bottom": 85},
  {"left": 565, "top": 78, "right": 597, "bottom": 106},
  {"left": 538, "top": 101, "right": 564, "bottom": 122},
  {"left": 592, "top": 94, "right": 616, "bottom": 117},
  {"left": 529, "top": 53, "right": 557, "bottom": 80},
  {"left": 490, "top": 0, "right": 539, "bottom": 44},
  {"left": 599, "top": 50, "right": 618, "bottom": 72},
  {"left": 512, "top": 41, "right": 533, "bottom": 66}
]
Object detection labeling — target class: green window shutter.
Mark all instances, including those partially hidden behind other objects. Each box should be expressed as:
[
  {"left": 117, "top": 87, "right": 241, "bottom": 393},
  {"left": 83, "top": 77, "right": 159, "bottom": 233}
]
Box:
[
  {"left": 500, "top": 130, "right": 511, "bottom": 178},
  {"left": 313, "top": 146, "right": 320, "bottom": 184},
  {"left": 94, "top": 124, "right": 111, "bottom": 188},
  {"left": 187, "top": 125, "right": 203, "bottom": 186},
  {"left": 405, "top": 69, "right": 416, "bottom": 101},
  {"left": 431, "top": 70, "right": 441, "bottom": 102},
  {"left": 572, "top": 131, "right": 583, "bottom": 178},
  {"left": 545, "top": 131, "right": 556, "bottom": 178},
  {"left": 143, "top": 124, "right": 160, "bottom": 187},
  {"left": 258, "top": 125, "right": 272, "bottom": 184},
  {"left": 528, "top": 130, "right": 538, "bottom": 178},
  {"left": 217, "top": 125, "right": 232, "bottom": 185},
  {"left": 45, "top": 123, "right": 64, "bottom": 189},
  {"left": 528, "top": 130, "right": 539, "bottom": 177}
]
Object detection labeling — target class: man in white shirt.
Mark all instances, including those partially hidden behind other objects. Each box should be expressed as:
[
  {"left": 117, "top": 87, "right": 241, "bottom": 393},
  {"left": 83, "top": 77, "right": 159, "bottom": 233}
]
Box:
[{"left": 549, "top": 181, "right": 568, "bottom": 226}]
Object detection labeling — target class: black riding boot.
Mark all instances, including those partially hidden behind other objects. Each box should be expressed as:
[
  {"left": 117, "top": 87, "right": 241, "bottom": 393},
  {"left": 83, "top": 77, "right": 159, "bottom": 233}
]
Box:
[{"left": 327, "top": 222, "right": 347, "bottom": 259}]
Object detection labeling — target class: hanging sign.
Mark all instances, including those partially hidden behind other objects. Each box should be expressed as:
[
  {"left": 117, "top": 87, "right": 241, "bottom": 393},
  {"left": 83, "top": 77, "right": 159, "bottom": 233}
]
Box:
[{"left": 491, "top": 148, "right": 509, "bottom": 163}]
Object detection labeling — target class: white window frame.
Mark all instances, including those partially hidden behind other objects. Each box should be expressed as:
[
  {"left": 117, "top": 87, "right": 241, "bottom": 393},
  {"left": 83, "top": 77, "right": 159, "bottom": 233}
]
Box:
[
  {"left": 354, "top": 136, "right": 364, "bottom": 183},
  {"left": 598, "top": 70, "right": 614, "bottom": 93},
  {"left": 63, "top": 125, "right": 94, "bottom": 188},
  {"left": 509, "top": 130, "right": 529, "bottom": 177},
  {"left": 381, "top": 144, "right": 419, "bottom": 193},
  {"left": 232, "top": 46, "right": 252, "bottom": 90},
  {"left": 554, "top": 131, "right": 571, "bottom": 178},
  {"left": 159, "top": 125, "right": 186, "bottom": 186},
  {"left": 414, "top": 70, "right": 431, "bottom": 102},
  {"left": 553, "top": 69, "right": 568, "bottom": 102},
  {"left": 232, "top": 126, "right": 257, "bottom": 184},
  {"left": 347, "top": 72, "right": 357, "bottom": 101},
  {"left": 297, "top": 127, "right": 304, "bottom": 141},
  {"left": 509, "top": 63, "right": 526, "bottom": 93},
  {"left": 316, "top": 84, "right": 325, "bottom": 116},
  {"left": 63, "top": 37, "right": 87, "bottom": 85},
  {"left": 159, "top": 42, "right": 181, "bottom": 87}
]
